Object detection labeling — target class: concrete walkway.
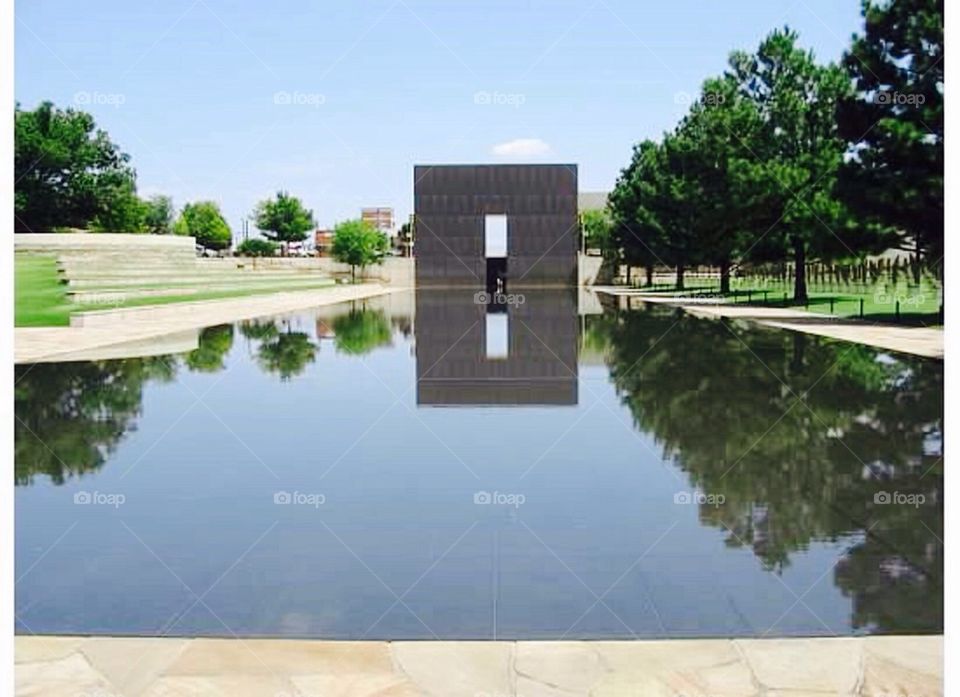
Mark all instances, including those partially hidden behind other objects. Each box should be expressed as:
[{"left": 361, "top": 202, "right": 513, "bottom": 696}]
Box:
[
  {"left": 15, "top": 284, "right": 395, "bottom": 364},
  {"left": 15, "top": 634, "right": 942, "bottom": 696},
  {"left": 599, "top": 288, "right": 944, "bottom": 359}
]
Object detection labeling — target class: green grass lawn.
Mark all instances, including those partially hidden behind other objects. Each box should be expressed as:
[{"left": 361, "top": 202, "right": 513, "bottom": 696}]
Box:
[
  {"left": 15, "top": 252, "right": 338, "bottom": 327},
  {"left": 15, "top": 254, "right": 72, "bottom": 326},
  {"left": 632, "top": 275, "right": 943, "bottom": 327}
]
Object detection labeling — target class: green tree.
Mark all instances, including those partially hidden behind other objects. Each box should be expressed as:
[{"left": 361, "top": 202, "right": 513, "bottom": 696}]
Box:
[
  {"left": 580, "top": 209, "right": 612, "bottom": 252},
  {"left": 15, "top": 101, "right": 136, "bottom": 232},
  {"left": 14, "top": 357, "right": 176, "bottom": 485},
  {"left": 613, "top": 134, "right": 702, "bottom": 290},
  {"left": 174, "top": 201, "right": 232, "bottom": 250},
  {"left": 331, "top": 219, "right": 389, "bottom": 282},
  {"left": 256, "top": 331, "right": 317, "bottom": 380},
  {"left": 332, "top": 308, "right": 392, "bottom": 354},
  {"left": 728, "top": 28, "right": 866, "bottom": 301},
  {"left": 609, "top": 140, "right": 666, "bottom": 286},
  {"left": 185, "top": 325, "right": 235, "bottom": 373},
  {"left": 90, "top": 181, "right": 148, "bottom": 233},
  {"left": 838, "top": 0, "right": 944, "bottom": 277},
  {"left": 590, "top": 304, "right": 942, "bottom": 632},
  {"left": 252, "top": 191, "right": 315, "bottom": 245},
  {"left": 143, "top": 195, "right": 175, "bottom": 234},
  {"left": 672, "top": 76, "right": 768, "bottom": 293},
  {"left": 236, "top": 238, "right": 278, "bottom": 257}
]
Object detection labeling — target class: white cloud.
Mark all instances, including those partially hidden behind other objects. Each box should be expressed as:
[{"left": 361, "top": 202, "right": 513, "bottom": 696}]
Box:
[{"left": 491, "top": 138, "right": 552, "bottom": 158}]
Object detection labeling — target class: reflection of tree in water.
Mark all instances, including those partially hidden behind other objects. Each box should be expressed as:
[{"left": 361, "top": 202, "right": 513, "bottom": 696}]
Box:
[
  {"left": 240, "top": 318, "right": 318, "bottom": 380},
  {"left": 16, "top": 315, "right": 327, "bottom": 486},
  {"left": 185, "top": 324, "right": 234, "bottom": 372},
  {"left": 589, "top": 306, "right": 943, "bottom": 632},
  {"left": 14, "top": 357, "right": 176, "bottom": 485},
  {"left": 332, "top": 308, "right": 391, "bottom": 355}
]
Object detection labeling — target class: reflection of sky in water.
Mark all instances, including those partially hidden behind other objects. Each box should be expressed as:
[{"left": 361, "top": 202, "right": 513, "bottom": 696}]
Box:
[{"left": 14, "top": 291, "right": 943, "bottom": 638}]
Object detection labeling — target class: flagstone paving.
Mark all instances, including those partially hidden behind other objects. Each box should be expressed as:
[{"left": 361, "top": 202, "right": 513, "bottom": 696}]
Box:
[{"left": 14, "top": 635, "right": 943, "bottom": 696}]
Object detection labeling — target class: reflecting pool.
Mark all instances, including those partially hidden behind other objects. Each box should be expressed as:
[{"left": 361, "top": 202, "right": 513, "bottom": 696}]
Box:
[{"left": 15, "top": 290, "right": 943, "bottom": 638}]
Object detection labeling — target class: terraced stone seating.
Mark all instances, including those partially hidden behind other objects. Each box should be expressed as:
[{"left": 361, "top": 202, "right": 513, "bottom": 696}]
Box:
[{"left": 16, "top": 233, "right": 334, "bottom": 305}]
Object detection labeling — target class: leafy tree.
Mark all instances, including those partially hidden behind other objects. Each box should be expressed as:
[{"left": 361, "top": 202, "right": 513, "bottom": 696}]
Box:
[
  {"left": 727, "top": 28, "right": 856, "bottom": 302},
  {"left": 609, "top": 140, "right": 667, "bottom": 286},
  {"left": 236, "top": 238, "right": 278, "bottom": 257},
  {"left": 14, "top": 357, "right": 176, "bottom": 485},
  {"left": 256, "top": 331, "right": 317, "bottom": 380},
  {"left": 613, "top": 134, "right": 702, "bottom": 290},
  {"left": 185, "top": 325, "right": 234, "bottom": 372},
  {"left": 240, "top": 319, "right": 280, "bottom": 341},
  {"left": 590, "top": 305, "right": 942, "bottom": 631},
  {"left": 331, "top": 219, "right": 389, "bottom": 282},
  {"left": 672, "top": 76, "right": 768, "bottom": 292},
  {"left": 580, "top": 208, "right": 613, "bottom": 252},
  {"left": 252, "top": 191, "right": 315, "bottom": 245},
  {"left": 90, "top": 181, "right": 148, "bottom": 233},
  {"left": 15, "top": 101, "right": 136, "bottom": 232},
  {"left": 331, "top": 308, "right": 392, "bottom": 354},
  {"left": 174, "top": 201, "right": 232, "bottom": 250},
  {"left": 143, "top": 195, "right": 175, "bottom": 234},
  {"left": 838, "top": 0, "right": 944, "bottom": 277}
]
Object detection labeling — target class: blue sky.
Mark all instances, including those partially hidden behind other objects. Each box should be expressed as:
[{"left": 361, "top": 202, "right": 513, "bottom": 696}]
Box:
[{"left": 16, "top": 0, "right": 864, "bottom": 234}]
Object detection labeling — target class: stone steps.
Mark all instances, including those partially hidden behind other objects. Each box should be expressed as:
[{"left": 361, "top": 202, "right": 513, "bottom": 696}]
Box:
[
  {"left": 66, "top": 273, "right": 329, "bottom": 289},
  {"left": 68, "top": 279, "right": 335, "bottom": 302}
]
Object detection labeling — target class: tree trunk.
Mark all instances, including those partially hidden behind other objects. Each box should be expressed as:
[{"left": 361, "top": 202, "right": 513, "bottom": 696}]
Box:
[
  {"left": 625, "top": 265, "right": 632, "bottom": 286},
  {"left": 792, "top": 237, "right": 807, "bottom": 303},
  {"left": 645, "top": 265, "right": 653, "bottom": 287},
  {"left": 676, "top": 264, "right": 685, "bottom": 291},
  {"left": 914, "top": 235, "right": 922, "bottom": 284},
  {"left": 351, "top": 265, "right": 356, "bottom": 283},
  {"left": 719, "top": 261, "right": 731, "bottom": 295},
  {"left": 791, "top": 331, "right": 807, "bottom": 373}
]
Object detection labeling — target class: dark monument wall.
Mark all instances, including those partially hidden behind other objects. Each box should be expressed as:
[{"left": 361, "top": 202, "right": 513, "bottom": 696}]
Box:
[
  {"left": 414, "top": 165, "right": 578, "bottom": 287},
  {"left": 415, "top": 289, "right": 579, "bottom": 406}
]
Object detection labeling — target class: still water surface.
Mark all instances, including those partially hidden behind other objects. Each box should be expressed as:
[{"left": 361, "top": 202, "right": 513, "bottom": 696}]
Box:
[{"left": 15, "top": 290, "right": 943, "bottom": 638}]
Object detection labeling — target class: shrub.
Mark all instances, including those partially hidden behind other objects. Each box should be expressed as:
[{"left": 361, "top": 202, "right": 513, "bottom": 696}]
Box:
[{"left": 236, "top": 238, "right": 278, "bottom": 257}]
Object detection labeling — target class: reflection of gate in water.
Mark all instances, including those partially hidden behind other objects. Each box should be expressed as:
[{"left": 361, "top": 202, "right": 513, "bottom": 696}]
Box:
[{"left": 415, "top": 289, "right": 578, "bottom": 406}]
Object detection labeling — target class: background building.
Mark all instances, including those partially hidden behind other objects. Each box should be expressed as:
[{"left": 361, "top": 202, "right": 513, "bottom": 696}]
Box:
[
  {"left": 414, "top": 164, "right": 578, "bottom": 287},
  {"left": 314, "top": 229, "right": 334, "bottom": 256},
  {"left": 361, "top": 207, "right": 394, "bottom": 234}
]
